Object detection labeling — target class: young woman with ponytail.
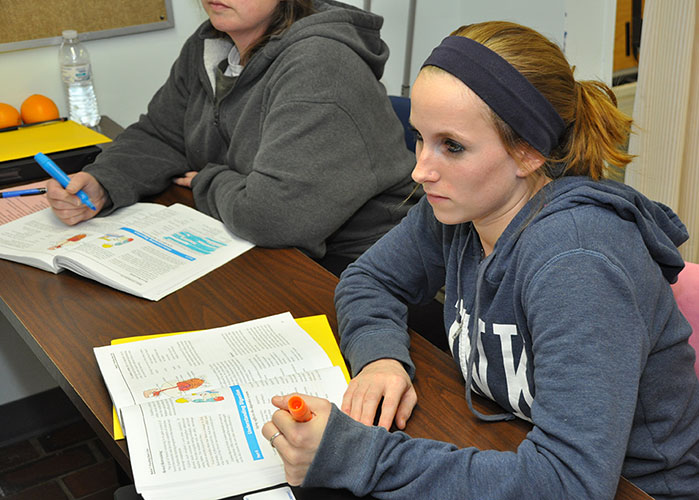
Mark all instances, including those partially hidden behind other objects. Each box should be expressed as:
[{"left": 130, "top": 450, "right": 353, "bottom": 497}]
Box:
[{"left": 262, "top": 21, "right": 699, "bottom": 499}]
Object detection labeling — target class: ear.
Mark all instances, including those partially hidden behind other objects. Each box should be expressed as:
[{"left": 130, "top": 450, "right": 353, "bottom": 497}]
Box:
[{"left": 514, "top": 144, "right": 546, "bottom": 178}]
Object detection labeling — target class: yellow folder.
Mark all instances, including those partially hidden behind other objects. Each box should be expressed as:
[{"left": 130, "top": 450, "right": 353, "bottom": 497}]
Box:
[{"left": 0, "top": 120, "right": 111, "bottom": 162}]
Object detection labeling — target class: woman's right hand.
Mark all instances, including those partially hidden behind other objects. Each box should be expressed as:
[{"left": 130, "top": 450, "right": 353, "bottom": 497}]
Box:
[
  {"left": 46, "top": 172, "right": 107, "bottom": 225},
  {"left": 341, "top": 358, "right": 417, "bottom": 430}
]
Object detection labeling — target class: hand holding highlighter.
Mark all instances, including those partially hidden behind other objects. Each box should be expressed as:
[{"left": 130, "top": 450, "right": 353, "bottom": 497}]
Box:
[
  {"left": 288, "top": 395, "right": 313, "bottom": 422},
  {"left": 34, "top": 152, "right": 96, "bottom": 211}
]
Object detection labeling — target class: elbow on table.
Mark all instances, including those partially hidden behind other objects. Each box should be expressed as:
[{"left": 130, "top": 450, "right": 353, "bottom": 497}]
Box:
[{"left": 219, "top": 208, "right": 327, "bottom": 256}]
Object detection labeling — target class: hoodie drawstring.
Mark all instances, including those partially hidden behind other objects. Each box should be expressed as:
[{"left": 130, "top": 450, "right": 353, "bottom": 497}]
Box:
[{"left": 456, "top": 232, "right": 515, "bottom": 422}]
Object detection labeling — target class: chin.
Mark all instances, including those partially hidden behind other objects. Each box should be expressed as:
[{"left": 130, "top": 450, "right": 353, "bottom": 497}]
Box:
[{"left": 432, "top": 211, "right": 469, "bottom": 226}]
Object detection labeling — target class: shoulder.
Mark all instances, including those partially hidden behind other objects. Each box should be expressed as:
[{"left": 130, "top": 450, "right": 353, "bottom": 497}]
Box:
[
  {"left": 260, "top": 36, "right": 388, "bottom": 119},
  {"left": 517, "top": 178, "right": 658, "bottom": 257},
  {"left": 512, "top": 203, "right": 661, "bottom": 300},
  {"left": 516, "top": 204, "right": 636, "bottom": 265},
  {"left": 525, "top": 201, "right": 647, "bottom": 255},
  {"left": 527, "top": 202, "right": 626, "bottom": 241},
  {"left": 272, "top": 36, "right": 375, "bottom": 83}
]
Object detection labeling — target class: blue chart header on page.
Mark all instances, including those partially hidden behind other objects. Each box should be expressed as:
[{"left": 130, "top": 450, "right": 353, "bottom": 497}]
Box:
[
  {"left": 120, "top": 227, "right": 195, "bottom": 260},
  {"left": 232, "top": 385, "right": 263, "bottom": 460},
  {"left": 164, "top": 231, "right": 227, "bottom": 255}
]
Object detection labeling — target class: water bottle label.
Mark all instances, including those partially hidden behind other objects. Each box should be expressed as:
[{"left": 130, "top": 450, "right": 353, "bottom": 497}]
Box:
[{"left": 61, "top": 64, "right": 91, "bottom": 84}]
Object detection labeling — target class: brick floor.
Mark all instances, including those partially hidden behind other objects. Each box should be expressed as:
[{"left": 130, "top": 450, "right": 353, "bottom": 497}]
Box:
[{"left": 0, "top": 419, "right": 123, "bottom": 499}]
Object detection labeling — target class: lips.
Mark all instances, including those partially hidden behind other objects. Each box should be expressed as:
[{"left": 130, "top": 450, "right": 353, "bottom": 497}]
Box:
[
  {"left": 207, "top": 1, "right": 229, "bottom": 10},
  {"left": 425, "top": 192, "right": 448, "bottom": 203}
]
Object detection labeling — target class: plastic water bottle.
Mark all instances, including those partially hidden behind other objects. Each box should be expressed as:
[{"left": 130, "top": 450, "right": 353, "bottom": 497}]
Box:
[{"left": 59, "top": 30, "right": 100, "bottom": 127}]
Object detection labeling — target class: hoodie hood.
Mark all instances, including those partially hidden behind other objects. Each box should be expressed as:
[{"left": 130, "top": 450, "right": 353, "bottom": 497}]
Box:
[
  {"left": 199, "top": 0, "right": 389, "bottom": 86},
  {"left": 486, "top": 176, "right": 688, "bottom": 285},
  {"left": 268, "top": 0, "right": 389, "bottom": 79}
]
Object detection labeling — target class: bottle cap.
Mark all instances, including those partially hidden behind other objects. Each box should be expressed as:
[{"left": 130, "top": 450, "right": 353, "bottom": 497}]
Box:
[{"left": 62, "top": 30, "right": 78, "bottom": 39}]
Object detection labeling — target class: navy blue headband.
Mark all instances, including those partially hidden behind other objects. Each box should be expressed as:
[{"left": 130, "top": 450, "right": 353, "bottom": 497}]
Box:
[{"left": 422, "top": 36, "right": 565, "bottom": 156}]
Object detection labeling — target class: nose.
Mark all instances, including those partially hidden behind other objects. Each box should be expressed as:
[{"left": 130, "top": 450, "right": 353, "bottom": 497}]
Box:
[{"left": 411, "top": 145, "right": 438, "bottom": 184}]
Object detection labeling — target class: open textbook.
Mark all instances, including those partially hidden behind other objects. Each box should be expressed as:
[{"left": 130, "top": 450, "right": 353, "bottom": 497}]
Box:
[
  {"left": 0, "top": 202, "right": 254, "bottom": 301},
  {"left": 94, "top": 313, "right": 349, "bottom": 500}
]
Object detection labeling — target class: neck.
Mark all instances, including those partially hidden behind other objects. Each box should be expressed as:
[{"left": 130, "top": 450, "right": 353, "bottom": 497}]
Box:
[
  {"left": 475, "top": 176, "right": 550, "bottom": 257},
  {"left": 227, "top": 28, "right": 267, "bottom": 64}
]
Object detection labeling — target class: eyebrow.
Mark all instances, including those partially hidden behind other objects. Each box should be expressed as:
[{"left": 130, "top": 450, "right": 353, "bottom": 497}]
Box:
[{"left": 409, "top": 115, "right": 474, "bottom": 144}]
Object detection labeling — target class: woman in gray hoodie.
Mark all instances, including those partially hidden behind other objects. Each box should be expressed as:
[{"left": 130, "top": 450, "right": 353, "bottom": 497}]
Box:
[
  {"left": 263, "top": 21, "right": 699, "bottom": 499},
  {"left": 46, "top": 0, "right": 416, "bottom": 275}
]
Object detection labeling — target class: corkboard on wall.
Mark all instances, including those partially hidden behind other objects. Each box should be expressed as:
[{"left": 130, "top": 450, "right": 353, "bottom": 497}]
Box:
[{"left": 0, "top": 0, "right": 173, "bottom": 53}]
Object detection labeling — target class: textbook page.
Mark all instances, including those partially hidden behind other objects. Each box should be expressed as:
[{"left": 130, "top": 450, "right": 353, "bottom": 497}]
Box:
[
  {"left": 0, "top": 203, "right": 164, "bottom": 272},
  {"left": 93, "top": 312, "right": 335, "bottom": 432},
  {"left": 0, "top": 203, "right": 254, "bottom": 300},
  {"left": 109, "top": 314, "right": 349, "bottom": 440},
  {"left": 124, "top": 367, "right": 346, "bottom": 500}
]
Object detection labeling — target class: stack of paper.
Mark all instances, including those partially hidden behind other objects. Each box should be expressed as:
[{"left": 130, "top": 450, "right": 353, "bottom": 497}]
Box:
[{"left": 94, "top": 313, "right": 349, "bottom": 500}]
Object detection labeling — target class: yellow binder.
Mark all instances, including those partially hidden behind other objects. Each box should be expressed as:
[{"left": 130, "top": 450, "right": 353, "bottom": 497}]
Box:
[{"left": 0, "top": 120, "right": 111, "bottom": 163}]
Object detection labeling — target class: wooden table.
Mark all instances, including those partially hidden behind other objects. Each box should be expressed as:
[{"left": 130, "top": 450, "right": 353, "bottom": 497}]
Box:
[{"left": 0, "top": 187, "right": 651, "bottom": 500}]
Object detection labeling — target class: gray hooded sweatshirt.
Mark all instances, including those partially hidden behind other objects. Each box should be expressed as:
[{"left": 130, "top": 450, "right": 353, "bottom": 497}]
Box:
[
  {"left": 328, "top": 177, "right": 699, "bottom": 499},
  {"left": 85, "top": 0, "right": 416, "bottom": 261}
]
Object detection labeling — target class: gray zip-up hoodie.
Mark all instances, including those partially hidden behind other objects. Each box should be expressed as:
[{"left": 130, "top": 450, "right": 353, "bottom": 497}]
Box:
[
  {"left": 327, "top": 177, "right": 699, "bottom": 499},
  {"left": 85, "top": 0, "right": 415, "bottom": 260}
]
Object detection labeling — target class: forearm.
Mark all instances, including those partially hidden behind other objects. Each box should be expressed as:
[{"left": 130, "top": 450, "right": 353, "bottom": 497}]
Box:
[
  {"left": 191, "top": 164, "right": 335, "bottom": 249},
  {"left": 335, "top": 201, "right": 447, "bottom": 376},
  {"left": 335, "top": 263, "right": 415, "bottom": 378},
  {"left": 85, "top": 118, "right": 189, "bottom": 211},
  {"left": 305, "top": 406, "right": 588, "bottom": 499}
]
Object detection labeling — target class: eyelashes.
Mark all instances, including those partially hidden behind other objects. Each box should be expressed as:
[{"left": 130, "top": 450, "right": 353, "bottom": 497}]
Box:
[
  {"left": 410, "top": 126, "right": 422, "bottom": 143},
  {"left": 445, "top": 139, "right": 464, "bottom": 153},
  {"left": 411, "top": 127, "right": 465, "bottom": 155}
]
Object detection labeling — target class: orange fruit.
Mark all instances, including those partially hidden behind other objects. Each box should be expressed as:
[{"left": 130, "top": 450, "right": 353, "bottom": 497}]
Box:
[
  {"left": 0, "top": 103, "right": 21, "bottom": 128},
  {"left": 20, "top": 94, "right": 59, "bottom": 124}
]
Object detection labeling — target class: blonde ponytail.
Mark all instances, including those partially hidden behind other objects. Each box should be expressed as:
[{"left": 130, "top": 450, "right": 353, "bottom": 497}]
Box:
[{"left": 554, "top": 80, "right": 633, "bottom": 180}]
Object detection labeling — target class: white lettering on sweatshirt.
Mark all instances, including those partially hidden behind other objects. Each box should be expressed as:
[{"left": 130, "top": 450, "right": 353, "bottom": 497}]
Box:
[
  {"left": 451, "top": 299, "right": 533, "bottom": 420},
  {"left": 493, "top": 322, "right": 533, "bottom": 420}
]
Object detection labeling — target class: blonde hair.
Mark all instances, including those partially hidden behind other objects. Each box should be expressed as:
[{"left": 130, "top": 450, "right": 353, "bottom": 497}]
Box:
[{"left": 451, "top": 22, "right": 633, "bottom": 180}]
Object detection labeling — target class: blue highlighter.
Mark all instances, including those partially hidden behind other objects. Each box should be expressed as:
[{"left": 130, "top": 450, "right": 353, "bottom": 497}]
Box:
[{"left": 34, "top": 152, "right": 96, "bottom": 211}]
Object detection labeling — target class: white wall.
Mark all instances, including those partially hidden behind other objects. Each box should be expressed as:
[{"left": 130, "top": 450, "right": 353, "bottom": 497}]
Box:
[
  {"left": 352, "top": 0, "right": 616, "bottom": 97},
  {"left": 0, "top": 1, "right": 208, "bottom": 131},
  {"left": 564, "top": 0, "right": 617, "bottom": 84},
  {"left": 0, "top": 314, "right": 56, "bottom": 403},
  {"left": 0, "top": 0, "right": 616, "bottom": 406}
]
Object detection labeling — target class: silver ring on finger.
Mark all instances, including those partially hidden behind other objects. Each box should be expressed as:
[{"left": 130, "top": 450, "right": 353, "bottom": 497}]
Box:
[{"left": 269, "top": 431, "right": 282, "bottom": 448}]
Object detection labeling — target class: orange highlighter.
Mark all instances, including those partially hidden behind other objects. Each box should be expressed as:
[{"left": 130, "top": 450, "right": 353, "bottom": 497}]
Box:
[{"left": 288, "top": 395, "right": 313, "bottom": 422}]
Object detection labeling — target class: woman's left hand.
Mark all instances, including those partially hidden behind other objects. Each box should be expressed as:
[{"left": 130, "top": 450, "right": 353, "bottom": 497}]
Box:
[
  {"left": 172, "top": 171, "right": 198, "bottom": 188},
  {"left": 261, "top": 394, "right": 332, "bottom": 486}
]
